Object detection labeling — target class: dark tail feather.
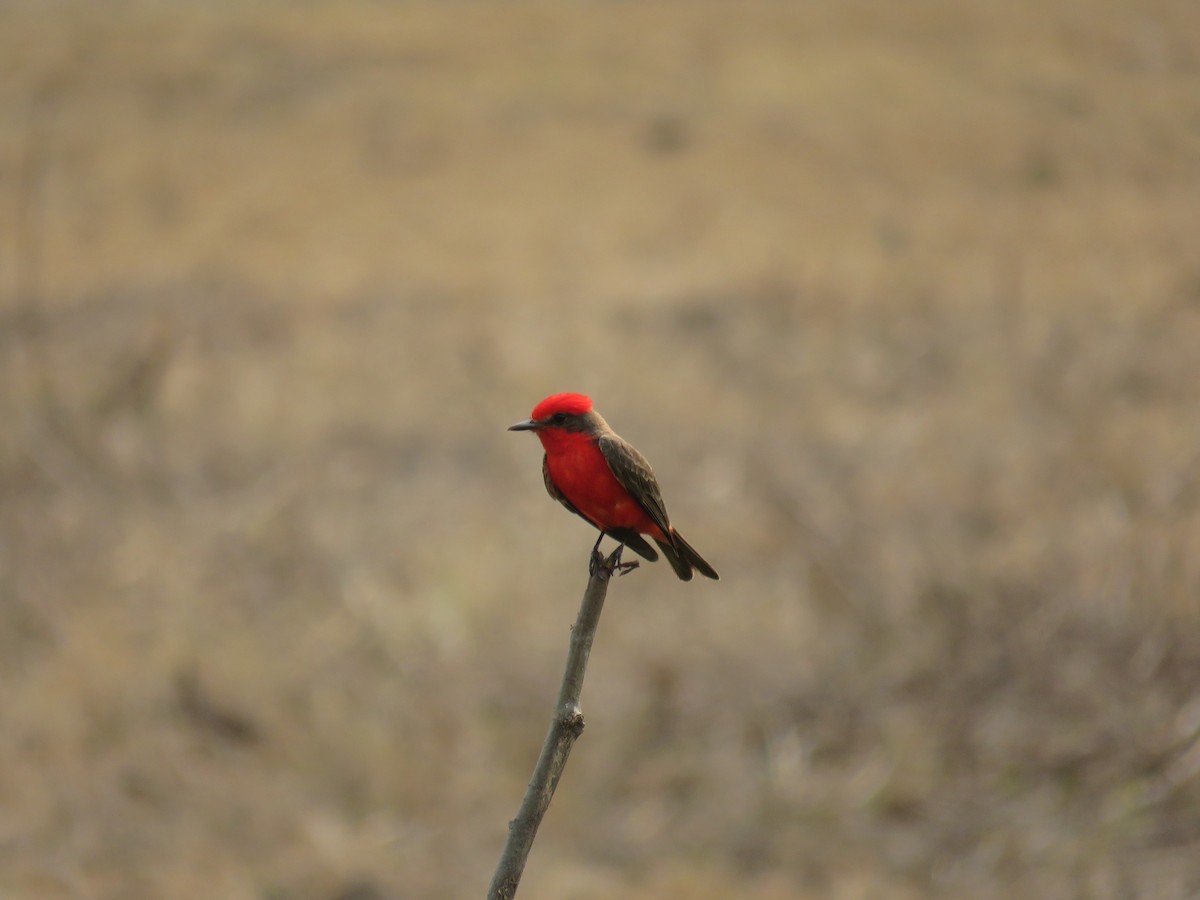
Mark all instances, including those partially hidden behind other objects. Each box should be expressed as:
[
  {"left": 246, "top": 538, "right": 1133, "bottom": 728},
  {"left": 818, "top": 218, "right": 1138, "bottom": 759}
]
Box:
[
  {"left": 655, "top": 528, "right": 720, "bottom": 582},
  {"left": 606, "top": 528, "right": 659, "bottom": 562}
]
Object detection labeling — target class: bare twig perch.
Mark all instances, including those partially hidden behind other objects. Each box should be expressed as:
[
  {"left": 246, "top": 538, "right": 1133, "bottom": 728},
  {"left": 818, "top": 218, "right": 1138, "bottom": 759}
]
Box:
[{"left": 487, "top": 546, "right": 631, "bottom": 900}]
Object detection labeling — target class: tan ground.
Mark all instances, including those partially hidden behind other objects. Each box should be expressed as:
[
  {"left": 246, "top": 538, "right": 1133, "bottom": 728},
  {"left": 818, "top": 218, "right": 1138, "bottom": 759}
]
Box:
[{"left": 3, "top": 1, "right": 1200, "bottom": 898}]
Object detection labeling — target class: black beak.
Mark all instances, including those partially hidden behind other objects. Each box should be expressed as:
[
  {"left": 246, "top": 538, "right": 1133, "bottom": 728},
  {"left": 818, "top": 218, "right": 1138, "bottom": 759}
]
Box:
[{"left": 508, "top": 418, "right": 539, "bottom": 432}]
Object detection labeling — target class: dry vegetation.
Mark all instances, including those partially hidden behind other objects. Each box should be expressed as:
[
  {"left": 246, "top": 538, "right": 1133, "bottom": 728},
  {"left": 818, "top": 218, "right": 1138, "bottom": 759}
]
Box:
[{"left": 3, "top": 1, "right": 1200, "bottom": 898}]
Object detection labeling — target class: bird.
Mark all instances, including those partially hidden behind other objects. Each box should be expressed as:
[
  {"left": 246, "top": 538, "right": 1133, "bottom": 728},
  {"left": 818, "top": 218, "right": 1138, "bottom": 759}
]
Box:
[{"left": 509, "top": 393, "right": 719, "bottom": 581}]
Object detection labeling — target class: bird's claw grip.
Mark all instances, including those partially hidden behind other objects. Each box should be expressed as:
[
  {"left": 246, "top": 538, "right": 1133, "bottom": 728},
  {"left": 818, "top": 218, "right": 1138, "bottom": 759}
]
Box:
[{"left": 589, "top": 544, "right": 639, "bottom": 580}]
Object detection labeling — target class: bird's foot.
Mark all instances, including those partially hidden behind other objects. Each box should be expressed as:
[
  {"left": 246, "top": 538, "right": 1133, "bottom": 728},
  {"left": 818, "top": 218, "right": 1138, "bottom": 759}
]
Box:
[
  {"left": 610, "top": 545, "right": 640, "bottom": 576},
  {"left": 589, "top": 544, "right": 640, "bottom": 580},
  {"left": 589, "top": 548, "right": 605, "bottom": 578},
  {"left": 589, "top": 532, "right": 606, "bottom": 577}
]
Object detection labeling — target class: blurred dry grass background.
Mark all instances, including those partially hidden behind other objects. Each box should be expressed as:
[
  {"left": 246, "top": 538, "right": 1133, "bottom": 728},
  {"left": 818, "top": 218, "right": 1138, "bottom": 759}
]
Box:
[{"left": 3, "top": 1, "right": 1200, "bottom": 898}]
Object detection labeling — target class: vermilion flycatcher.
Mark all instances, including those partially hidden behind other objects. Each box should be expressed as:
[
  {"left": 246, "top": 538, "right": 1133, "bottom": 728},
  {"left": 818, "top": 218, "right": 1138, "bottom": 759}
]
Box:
[{"left": 509, "top": 393, "right": 719, "bottom": 581}]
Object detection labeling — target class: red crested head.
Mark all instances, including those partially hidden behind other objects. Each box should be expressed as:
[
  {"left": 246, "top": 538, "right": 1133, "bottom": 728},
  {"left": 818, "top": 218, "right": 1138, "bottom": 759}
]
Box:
[
  {"left": 508, "top": 393, "right": 604, "bottom": 442},
  {"left": 531, "top": 393, "right": 593, "bottom": 421}
]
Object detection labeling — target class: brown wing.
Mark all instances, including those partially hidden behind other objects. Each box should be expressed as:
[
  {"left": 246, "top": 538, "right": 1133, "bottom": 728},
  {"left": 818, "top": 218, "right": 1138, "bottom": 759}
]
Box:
[
  {"left": 543, "top": 450, "right": 660, "bottom": 562},
  {"left": 596, "top": 433, "right": 673, "bottom": 537}
]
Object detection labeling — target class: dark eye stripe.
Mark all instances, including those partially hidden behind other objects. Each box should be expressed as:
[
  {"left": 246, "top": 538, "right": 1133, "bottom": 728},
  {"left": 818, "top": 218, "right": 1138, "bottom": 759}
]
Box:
[{"left": 542, "top": 411, "right": 591, "bottom": 431}]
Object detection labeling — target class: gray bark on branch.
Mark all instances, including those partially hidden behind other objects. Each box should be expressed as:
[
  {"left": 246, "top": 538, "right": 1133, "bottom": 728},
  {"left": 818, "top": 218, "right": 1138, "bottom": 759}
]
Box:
[{"left": 486, "top": 547, "right": 629, "bottom": 900}]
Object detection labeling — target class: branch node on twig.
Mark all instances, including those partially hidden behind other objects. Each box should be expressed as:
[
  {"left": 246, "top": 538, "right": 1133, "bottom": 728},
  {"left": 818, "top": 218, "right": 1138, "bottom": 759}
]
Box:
[{"left": 560, "top": 708, "right": 585, "bottom": 738}]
